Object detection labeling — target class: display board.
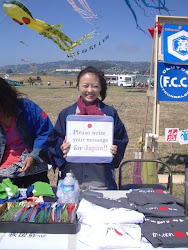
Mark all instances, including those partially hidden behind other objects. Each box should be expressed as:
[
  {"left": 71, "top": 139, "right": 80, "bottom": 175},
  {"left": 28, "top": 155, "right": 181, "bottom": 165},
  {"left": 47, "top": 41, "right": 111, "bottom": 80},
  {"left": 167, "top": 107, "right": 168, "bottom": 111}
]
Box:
[
  {"left": 66, "top": 115, "right": 114, "bottom": 163},
  {"left": 151, "top": 15, "right": 188, "bottom": 143}
]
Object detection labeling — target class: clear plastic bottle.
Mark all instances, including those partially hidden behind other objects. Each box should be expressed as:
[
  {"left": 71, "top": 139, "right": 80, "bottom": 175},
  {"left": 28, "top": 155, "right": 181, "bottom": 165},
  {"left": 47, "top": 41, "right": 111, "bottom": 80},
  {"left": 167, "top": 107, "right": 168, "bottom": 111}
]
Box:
[
  {"left": 62, "top": 172, "right": 75, "bottom": 203},
  {"left": 56, "top": 180, "right": 64, "bottom": 203},
  {"left": 74, "top": 179, "right": 80, "bottom": 203}
]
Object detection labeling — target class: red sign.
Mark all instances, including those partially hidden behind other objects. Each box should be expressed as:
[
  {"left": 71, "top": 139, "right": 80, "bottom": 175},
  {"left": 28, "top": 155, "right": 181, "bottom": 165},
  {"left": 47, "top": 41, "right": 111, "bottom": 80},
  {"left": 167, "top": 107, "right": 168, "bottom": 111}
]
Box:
[{"left": 165, "top": 128, "right": 179, "bottom": 142}]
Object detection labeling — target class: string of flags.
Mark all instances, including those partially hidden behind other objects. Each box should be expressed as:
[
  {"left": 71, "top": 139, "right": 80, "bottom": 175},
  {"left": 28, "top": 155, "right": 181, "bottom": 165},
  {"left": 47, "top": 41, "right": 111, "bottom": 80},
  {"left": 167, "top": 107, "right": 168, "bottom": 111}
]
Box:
[{"left": 67, "top": 34, "right": 110, "bottom": 58}]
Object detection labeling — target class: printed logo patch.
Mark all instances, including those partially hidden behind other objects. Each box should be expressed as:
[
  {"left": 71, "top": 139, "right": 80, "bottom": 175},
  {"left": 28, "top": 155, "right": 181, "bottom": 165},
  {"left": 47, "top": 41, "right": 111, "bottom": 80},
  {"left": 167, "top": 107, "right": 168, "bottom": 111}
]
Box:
[{"left": 41, "top": 110, "right": 47, "bottom": 119}]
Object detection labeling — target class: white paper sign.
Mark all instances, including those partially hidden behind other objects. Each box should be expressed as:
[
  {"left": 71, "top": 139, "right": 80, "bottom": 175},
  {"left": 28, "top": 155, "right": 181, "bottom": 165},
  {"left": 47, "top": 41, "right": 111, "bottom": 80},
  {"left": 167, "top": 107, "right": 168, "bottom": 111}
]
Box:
[
  {"left": 179, "top": 129, "right": 188, "bottom": 144},
  {"left": 66, "top": 115, "right": 114, "bottom": 163}
]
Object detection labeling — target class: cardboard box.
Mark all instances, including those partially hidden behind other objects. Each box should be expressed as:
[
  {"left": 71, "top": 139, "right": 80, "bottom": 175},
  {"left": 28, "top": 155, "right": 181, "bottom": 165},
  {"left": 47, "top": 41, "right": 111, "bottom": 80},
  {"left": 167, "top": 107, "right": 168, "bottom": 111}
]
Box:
[{"left": 0, "top": 202, "right": 77, "bottom": 234}]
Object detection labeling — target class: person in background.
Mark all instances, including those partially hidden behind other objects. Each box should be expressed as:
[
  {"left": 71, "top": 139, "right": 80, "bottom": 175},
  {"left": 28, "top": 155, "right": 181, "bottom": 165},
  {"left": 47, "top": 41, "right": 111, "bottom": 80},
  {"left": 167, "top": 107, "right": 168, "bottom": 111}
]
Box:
[
  {"left": 48, "top": 66, "right": 129, "bottom": 190},
  {"left": 0, "top": 77, "right": 53, "bottom": 187}
]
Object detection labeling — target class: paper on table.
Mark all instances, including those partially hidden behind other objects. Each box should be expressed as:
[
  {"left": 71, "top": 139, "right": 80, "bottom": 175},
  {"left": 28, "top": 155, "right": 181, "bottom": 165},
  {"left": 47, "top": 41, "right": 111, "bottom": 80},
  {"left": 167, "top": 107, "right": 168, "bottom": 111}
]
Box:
[{"left": 0, "top": 233, "right": 69, "bottom": 250}]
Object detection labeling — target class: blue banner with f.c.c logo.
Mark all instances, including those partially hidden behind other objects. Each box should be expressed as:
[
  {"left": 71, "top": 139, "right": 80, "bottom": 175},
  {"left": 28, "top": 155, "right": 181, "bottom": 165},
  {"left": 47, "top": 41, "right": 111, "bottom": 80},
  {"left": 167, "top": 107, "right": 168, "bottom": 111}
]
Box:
[
  {"left": 157, "top": 62, "right": 188, "bottom": 102},
  {"left": 164, "top": 24, "right": 188, "bottom": 63}
]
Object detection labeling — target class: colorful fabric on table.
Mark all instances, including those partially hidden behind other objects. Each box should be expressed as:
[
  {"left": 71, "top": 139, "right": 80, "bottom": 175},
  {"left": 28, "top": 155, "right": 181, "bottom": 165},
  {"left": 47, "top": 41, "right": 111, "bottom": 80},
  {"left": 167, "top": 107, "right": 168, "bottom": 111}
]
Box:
[
  {"left": 32, "top": 181, "right": 55, "bottom": 197},
  {"left": 26, "top": 185, "right": 34, "bottom": 197},
  {"left": 0, "top": 178, "right": 18, "bottom": 199},
  {"left": 0, "top": 202, "right": 74, "bottom": 223},
  {"left": 77, "top": 96, "right": 104, "bottom": 115},
  {"left": 0, "top": 188, "right": 27, "bottom": 204}
]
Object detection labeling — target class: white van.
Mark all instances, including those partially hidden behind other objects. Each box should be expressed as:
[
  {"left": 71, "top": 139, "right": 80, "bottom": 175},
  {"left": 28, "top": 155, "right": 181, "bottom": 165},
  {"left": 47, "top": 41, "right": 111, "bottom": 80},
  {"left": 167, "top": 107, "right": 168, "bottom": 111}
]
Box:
[{"left": 105, "top": 74, "right": 136, "bottom": 87}]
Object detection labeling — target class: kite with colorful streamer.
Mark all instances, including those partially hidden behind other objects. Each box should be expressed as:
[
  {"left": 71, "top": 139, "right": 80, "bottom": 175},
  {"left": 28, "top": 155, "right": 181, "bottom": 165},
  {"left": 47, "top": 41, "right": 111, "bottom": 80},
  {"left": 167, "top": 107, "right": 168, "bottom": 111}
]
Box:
[
  {"left": 66, "top": 0, "right": 97, "bottom": 23},
  {"left": 124, "top": 0, "right": 170, "bottom": 34},
  {"left": 3, "top": 0, "right": 97, "bottom": 56}
]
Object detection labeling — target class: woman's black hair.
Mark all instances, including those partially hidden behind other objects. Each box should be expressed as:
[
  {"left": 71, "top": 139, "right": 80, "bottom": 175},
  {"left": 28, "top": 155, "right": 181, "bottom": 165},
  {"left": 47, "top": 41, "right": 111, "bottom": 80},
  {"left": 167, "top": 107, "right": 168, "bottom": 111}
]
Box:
[
  {"left": 76, "top": 66, "right": 107, "bottom": 101},
  {"left": 0, "top": 77, "right": 24, "bottom": 115}
]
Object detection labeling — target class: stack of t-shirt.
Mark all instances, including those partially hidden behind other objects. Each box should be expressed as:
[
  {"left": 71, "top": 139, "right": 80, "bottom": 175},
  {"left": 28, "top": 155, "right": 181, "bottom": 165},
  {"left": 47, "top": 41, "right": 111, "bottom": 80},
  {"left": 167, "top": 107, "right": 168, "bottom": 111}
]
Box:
[
  {"left": 126, "top": 189, "right": 188, "bottom": 248},
  {"left": 77, "top": 198, "right": 145, "bottom": 249}
]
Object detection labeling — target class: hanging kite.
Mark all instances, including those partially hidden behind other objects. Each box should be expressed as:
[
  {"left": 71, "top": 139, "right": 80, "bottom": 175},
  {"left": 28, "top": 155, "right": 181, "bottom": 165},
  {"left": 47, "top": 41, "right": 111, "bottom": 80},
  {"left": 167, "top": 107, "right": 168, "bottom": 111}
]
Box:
[
  {"left": 20, "top": 40, "right": 28, "bottom": 46},
  {"left": 21, "top": 58, "right": 36, "bottom": 67},
  {"left": 3, "top": 0, "right": 97, "bottom": 56},
  {"left": 66, "top": 0, "right": 97, "bottom": 23},
  {"left": 21, "top": 58, "right": 31, "bottom": 63},
  {"left": 123, "top": 0, "right": 170, "bottom": 35}
]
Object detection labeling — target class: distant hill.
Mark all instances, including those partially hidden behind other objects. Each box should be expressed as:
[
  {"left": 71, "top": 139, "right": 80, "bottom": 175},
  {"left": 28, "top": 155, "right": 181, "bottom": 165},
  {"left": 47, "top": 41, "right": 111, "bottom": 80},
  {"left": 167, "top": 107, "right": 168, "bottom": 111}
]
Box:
[{"left": 0, "top": 60, "right": 150, "bottom": 75}]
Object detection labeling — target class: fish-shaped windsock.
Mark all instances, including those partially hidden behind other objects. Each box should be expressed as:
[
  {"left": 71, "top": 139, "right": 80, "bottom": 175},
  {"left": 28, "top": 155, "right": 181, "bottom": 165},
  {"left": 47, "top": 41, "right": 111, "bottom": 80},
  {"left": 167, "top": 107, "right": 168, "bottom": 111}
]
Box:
[{"left": 3, "top": 0, "right": 97, "bottom": 56}]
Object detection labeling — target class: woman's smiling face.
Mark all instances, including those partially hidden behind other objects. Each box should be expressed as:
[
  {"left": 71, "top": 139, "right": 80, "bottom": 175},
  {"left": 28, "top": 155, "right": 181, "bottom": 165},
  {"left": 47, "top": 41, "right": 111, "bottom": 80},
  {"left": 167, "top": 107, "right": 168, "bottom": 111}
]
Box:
[{"left": 78, "top": 73, "right": 101, "bottom": 105}]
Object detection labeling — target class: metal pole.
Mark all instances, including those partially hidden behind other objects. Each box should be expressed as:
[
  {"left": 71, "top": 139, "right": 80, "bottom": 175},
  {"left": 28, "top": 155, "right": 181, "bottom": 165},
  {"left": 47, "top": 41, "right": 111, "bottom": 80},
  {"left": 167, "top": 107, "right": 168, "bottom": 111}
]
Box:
[
  {"left": 184, "top": 157, "right": 188, "bottom": 216},
  {"left": 152, "top": 26, "right": 158, "bottom": 135}
]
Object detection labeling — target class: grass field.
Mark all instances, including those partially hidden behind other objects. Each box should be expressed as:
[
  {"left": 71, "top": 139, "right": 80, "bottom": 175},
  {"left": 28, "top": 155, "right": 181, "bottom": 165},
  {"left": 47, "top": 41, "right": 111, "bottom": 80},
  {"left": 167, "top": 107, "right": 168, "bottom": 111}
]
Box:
[{"left": 6, "top": 74, "right": 188, "bottom": 199}]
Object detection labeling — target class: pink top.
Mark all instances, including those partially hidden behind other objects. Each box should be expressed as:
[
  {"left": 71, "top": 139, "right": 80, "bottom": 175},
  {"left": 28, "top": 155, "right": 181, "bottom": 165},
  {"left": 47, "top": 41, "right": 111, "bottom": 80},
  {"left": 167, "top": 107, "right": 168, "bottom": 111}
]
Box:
[{"left": 0, "top": 115, "right": 31, "bottom": 169}]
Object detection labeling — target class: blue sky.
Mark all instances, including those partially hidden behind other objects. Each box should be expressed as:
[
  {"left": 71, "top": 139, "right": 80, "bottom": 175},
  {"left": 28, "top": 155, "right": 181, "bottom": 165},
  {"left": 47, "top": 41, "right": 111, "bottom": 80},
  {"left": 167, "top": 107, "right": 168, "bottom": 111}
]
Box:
[{"left": 0, "top": 0, "right": 188, "bottom": 66}]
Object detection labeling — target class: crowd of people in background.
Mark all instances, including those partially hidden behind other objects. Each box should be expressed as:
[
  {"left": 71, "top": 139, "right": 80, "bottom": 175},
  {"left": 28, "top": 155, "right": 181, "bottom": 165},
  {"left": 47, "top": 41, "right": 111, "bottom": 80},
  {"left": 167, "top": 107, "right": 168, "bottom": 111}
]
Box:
[
  {"left": 3, "top": 75, "right": 154, "bottom": 89},
  {"left": 65, "top": 80, "right": 73, "bottom": 86}
]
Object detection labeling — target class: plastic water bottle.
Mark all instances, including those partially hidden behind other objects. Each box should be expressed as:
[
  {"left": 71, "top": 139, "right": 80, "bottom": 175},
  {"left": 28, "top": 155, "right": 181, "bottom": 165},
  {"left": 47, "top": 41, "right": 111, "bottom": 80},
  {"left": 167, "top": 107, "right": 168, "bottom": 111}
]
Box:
[
  {"left": 56, "top": 180, "right": 64, "bottom": 202},
  {"left": 57, "top": 173, "right": 80, "bottom": 203},
  {"left": 74, "top": 179, "right": 80, "bottom": 203},
  {"left": 62, "top": 172, "right": 75, "bottom": 203}
]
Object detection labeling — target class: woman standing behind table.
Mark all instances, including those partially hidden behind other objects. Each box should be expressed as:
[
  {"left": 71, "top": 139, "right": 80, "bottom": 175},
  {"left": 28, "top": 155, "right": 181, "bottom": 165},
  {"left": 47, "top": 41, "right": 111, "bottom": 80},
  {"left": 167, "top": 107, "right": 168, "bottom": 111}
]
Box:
[
  {"left": 48, "top": 66, "right": 129, "bottom": 190},
  {"left": 0, "top": 78, "right": 53, "bottom": 187}
]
